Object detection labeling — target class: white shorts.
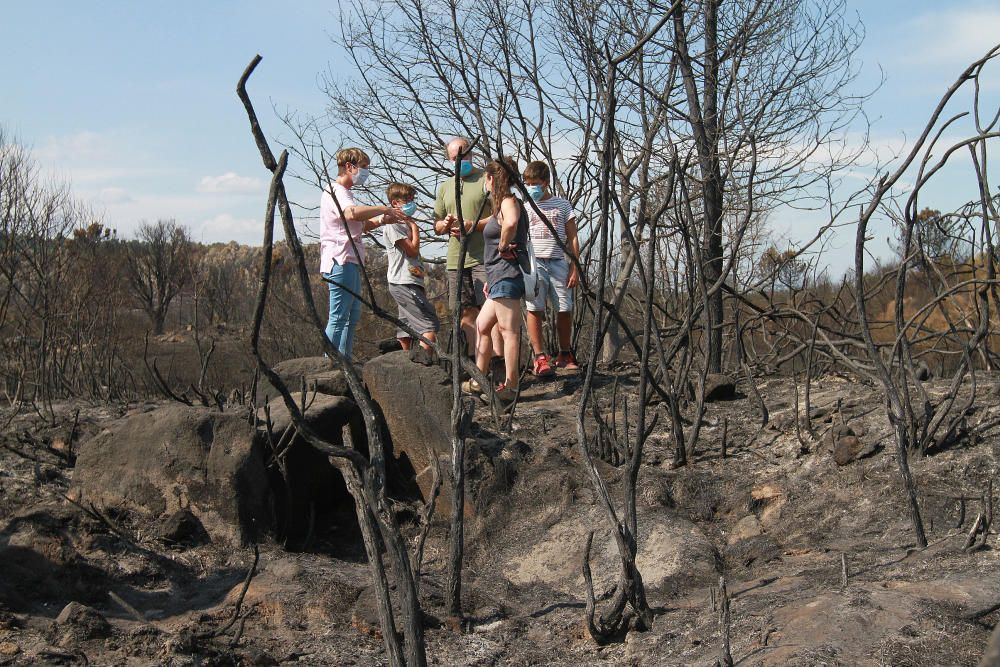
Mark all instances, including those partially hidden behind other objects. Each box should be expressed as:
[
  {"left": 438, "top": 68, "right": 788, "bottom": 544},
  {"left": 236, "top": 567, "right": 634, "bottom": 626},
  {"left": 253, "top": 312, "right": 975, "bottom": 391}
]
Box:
[{"left": 526, "top": 257, "right": 573, "bottom": 313}]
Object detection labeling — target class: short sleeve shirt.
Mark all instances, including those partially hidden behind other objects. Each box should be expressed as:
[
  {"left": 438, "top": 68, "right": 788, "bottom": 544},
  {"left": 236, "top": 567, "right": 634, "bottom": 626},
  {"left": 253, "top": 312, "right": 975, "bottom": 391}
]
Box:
[
  {"left": 434, "top": 171, "right": 492, "bottom": 270},
  {"left": 319, "top": 183, "right": 363, "bottom": 273},
  {"left": 383, "top": 222, "right": 425, "bottom": 287},
  {"left": 527, "top": 196, "right": 574, "bottom": 260}
]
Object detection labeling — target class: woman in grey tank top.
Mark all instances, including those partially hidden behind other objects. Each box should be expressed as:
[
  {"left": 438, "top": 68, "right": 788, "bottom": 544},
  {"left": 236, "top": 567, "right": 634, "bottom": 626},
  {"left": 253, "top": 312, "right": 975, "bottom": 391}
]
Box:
[{"left": 461, "top": 158, "right": 527, "bottom": 402}]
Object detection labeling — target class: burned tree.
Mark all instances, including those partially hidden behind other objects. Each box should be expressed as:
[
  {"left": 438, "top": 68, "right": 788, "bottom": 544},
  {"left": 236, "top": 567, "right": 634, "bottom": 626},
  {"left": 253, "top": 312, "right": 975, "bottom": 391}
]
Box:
[
  {"left": 853, "top": 44, "right": 1000, "bottom": 548},
  {"left": 125, "top": 219, "right": 192, "bottom": 335},
  {"left": 238, "top": 56, "right": 427, "bottom": 666}
]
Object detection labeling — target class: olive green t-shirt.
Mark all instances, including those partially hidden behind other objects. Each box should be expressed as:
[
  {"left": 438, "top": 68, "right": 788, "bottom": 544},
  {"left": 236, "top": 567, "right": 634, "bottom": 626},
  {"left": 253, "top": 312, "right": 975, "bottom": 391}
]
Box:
[{"left": 434, "top": 170, "right": 492, "bottom": 270}]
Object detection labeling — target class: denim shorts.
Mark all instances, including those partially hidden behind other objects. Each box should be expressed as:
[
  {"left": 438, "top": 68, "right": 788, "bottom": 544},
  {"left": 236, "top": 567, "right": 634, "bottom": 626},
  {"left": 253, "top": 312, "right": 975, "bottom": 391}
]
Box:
[{"left": 488, "top": 276, "right": 525, "bottom": 300}]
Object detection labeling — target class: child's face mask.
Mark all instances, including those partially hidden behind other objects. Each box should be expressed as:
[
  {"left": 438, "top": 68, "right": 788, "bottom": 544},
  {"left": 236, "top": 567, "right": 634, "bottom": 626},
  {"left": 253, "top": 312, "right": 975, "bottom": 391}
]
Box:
[
  {"left": 401, "top": 201, "right": 418, "bottom": 216},
  {"left": 526, "top": 185, "right": 545, "bottom": 201}
]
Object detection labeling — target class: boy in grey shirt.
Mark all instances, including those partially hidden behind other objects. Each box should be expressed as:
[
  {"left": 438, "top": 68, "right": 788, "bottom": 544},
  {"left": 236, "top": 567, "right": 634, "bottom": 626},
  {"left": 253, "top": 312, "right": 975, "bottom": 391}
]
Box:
[{"left": 383, "top": 183, "right": 440, "bottom": 351}]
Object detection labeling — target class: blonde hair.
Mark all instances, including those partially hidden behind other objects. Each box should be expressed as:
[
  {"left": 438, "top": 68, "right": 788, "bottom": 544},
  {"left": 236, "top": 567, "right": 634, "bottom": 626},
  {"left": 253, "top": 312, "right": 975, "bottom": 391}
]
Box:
[{"left": 335, "top": 147, "right": 369, "bottom": 170}]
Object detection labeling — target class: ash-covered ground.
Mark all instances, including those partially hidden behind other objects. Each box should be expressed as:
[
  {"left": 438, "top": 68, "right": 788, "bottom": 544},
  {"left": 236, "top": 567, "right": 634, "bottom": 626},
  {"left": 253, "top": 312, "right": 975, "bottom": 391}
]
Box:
[{"left": 0, "top": 364, "right": 997, "bottom": 666}]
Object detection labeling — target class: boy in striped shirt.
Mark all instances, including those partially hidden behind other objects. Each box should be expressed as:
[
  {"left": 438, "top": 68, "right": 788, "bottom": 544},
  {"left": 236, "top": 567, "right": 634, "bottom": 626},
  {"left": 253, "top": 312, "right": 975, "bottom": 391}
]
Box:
[{"left": 523, "top": 161, "right": 580, "bottom": 375}]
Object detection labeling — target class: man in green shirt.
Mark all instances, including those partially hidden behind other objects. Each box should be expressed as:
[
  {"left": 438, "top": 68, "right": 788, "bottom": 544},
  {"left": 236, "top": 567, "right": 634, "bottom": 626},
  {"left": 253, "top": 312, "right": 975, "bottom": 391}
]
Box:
[{"left": 434, "top": 137, "right": 492, "bottom": 356}]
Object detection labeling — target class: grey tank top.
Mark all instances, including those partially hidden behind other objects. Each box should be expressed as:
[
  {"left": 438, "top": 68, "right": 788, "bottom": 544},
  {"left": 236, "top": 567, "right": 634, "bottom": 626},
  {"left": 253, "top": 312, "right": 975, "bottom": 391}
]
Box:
[{"left": 482, "top": 197, "right": 529, "bottom": 286}]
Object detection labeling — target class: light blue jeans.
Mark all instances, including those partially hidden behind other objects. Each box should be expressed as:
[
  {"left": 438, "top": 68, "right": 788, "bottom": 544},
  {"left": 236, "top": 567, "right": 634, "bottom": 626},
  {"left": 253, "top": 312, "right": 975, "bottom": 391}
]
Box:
[{"left": 323, "top": 261, "right": 362, "bottom": 358}]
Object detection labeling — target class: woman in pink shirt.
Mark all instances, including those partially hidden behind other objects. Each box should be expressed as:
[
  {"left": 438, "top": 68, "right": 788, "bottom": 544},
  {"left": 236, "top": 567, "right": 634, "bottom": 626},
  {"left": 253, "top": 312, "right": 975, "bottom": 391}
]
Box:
[{"left": 320, "top": 147, "right": 403, "bottom": 358}]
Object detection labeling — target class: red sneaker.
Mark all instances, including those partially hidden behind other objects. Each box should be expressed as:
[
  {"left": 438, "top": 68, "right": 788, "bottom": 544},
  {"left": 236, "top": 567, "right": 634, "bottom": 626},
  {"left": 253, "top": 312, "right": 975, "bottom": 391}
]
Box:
[
  {"left": 554, "top": 351, "right": 580, "bottom": 370},
  {"left": 532, "top": 353, "right": 555, "bottom": 377}
]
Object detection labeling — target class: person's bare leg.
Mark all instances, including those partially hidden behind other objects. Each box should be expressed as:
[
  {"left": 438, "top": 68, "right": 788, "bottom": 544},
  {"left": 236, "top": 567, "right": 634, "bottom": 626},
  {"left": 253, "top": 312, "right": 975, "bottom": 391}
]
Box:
[
  {"left": 526, "top": 310, "right": 546, "bottom": 356},
  {"left": 496, "top": 298, "right": 522, "bottom": 388},
  {"left": 399, "top": 337, "right": 412, "bottom": 351},
  {"left": 491, "top": 322, "right": 504, "bottom": 358},
  {"left": 461, "top": 307, "right": 479, "bottom": 357},
  {"left": 475, "top": 301, "right": 498, "bottom": 378},
  {"left": 557, "top": 311, "right": 573, "bottom": 351},
  {"left": 419, "top": 331, "right": 437, "bottom": 352}
]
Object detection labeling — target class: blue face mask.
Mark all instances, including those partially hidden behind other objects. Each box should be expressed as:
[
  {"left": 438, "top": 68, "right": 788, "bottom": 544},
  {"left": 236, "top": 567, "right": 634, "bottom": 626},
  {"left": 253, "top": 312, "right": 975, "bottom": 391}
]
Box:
[
  {"left": 458, "top": 160, "right": 473, "bottom": 177},
  {"left": 401, "top": 201, "right": 417, "bottom": 216},
  {"left": 526, "top": 185, "right": 545, "bottom": 201},
  {"left": 353, "top": 167, "right": 370, "bottom": 186}
]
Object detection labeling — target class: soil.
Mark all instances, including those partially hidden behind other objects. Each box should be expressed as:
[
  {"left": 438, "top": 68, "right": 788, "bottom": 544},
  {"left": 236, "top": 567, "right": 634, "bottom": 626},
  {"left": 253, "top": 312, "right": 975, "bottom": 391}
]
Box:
[{"left": 0, "top": 364, "right": 997, "bottom": 666}]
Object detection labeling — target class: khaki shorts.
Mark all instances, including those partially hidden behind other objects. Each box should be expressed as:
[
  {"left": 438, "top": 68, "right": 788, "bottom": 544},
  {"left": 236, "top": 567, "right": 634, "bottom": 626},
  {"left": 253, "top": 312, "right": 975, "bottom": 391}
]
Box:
[{"left": 447, "top": 264, "right": 487, "bottom": 312}]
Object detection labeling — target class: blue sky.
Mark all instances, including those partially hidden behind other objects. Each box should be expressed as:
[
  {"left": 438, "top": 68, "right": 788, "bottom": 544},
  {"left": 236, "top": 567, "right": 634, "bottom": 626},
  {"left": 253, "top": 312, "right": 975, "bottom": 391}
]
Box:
[{"left": 3, "top": 1, "right": 999, "bottom": 267}]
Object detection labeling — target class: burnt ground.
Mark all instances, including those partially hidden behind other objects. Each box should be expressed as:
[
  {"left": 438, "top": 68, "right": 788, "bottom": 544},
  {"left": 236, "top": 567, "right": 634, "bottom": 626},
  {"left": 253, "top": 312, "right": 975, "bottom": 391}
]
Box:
[{"left": 0, "top": 366, "right": 998, "bottom": 666}]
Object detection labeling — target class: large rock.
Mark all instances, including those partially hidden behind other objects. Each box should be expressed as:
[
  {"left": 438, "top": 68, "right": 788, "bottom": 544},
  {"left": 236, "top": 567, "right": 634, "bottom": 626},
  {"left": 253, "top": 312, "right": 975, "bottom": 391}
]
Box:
[
  {"left": 503, "top": 505, "right": 719, "bottom": 595},
  {"left": 256, "top": 357, "right": 350, "bottom": 407},
  {"left": 259, "top": 394, "right": 367, "bottom": 549},
  {"left": 362, "top": 351, "right": 453, "bottom": 510},
  {"left": 74, "top": 405, "right": 272, "bottom": 546},
  {"left": 752, "top": 483, "right": 787, "bottom": 528}
]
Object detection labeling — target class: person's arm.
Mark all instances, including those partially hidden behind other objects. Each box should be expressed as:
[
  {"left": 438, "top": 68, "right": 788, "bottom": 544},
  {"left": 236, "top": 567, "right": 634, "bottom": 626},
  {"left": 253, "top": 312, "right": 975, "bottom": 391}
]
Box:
[
  {"left": 497, "top": 198, "right": 520, "bottom": 255},
  {"left": 395, "top": 221, "right": 421, "bottom": 258},
  {"left": 446, "top": 189, "right": 492, "bottom": 236},
  {"left": 433, "top": 186, "right": 452, "bottom": 234},
  {"left": 565, "top": 214, "right": 580, "bottom": 288},
  {"left": 346, "top": 204, "right": 395, "bottom": 224},
  {"left": 327, "top": 188, "right": 397, "bottom": 231}
]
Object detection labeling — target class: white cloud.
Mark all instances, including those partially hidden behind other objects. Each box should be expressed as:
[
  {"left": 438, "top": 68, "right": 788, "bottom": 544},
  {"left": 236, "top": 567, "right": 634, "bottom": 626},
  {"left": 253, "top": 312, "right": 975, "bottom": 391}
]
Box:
[
  {"left": 34, "top": 130, "right": 110, "bottom": 164},
  {"left": 30, "top": 129, "right": 166, "bottom": 186},
  {"left": 196, "top": 172, "right": 263, "bottom": 194},
  {"left": 192, "top": 213, "right": 262, "bottom": 244},
  {"left": 899, "top": 7, "right": 1000, "bottom": 67},
  {"left": 98, "top": 187, "right": 133, "bottom": 204}
]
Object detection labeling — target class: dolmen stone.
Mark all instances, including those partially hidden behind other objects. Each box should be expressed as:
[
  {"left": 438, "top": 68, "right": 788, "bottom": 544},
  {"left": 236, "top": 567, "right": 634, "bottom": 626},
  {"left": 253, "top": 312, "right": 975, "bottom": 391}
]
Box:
[
  {"left": 258, "top": 393, "right": 366, "bottom": 550},
  {"left": 255, "top": 357, "right": 351, "bottom": 407},
  {"left": 74, "top": 405, "right": 272, "bottom": 547},
  {"left": 363, "top": 350, "right": 454, "bottom": 512}
]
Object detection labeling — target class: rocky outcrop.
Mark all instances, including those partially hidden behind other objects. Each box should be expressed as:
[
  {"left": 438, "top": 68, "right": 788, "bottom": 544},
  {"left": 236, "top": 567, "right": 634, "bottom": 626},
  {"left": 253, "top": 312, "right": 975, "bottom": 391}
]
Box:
[
  {"left": 256, "top": 357, "right": 350, "bottom": 407},
  {"left": 728, "top": 515, "right": 764, "bottom": 544},
  {"left": 502, "top": 505, "right": 719, "bottom": 595},
  {"left": 362, "top": 351, "right": 454, "bottom": 510},
  {"left": 259, "top": 393, "right": 366, "bottom": 549},
  {"left": 74, "top": 405, "right": 272, "bottom": 546}
]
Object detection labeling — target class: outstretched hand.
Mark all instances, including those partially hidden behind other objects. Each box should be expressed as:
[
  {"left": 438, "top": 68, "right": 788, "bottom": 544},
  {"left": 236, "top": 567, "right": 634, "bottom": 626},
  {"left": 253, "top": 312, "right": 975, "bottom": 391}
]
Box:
[{"left": 382, "top": 208, "right": 405, "bottom": 226}]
